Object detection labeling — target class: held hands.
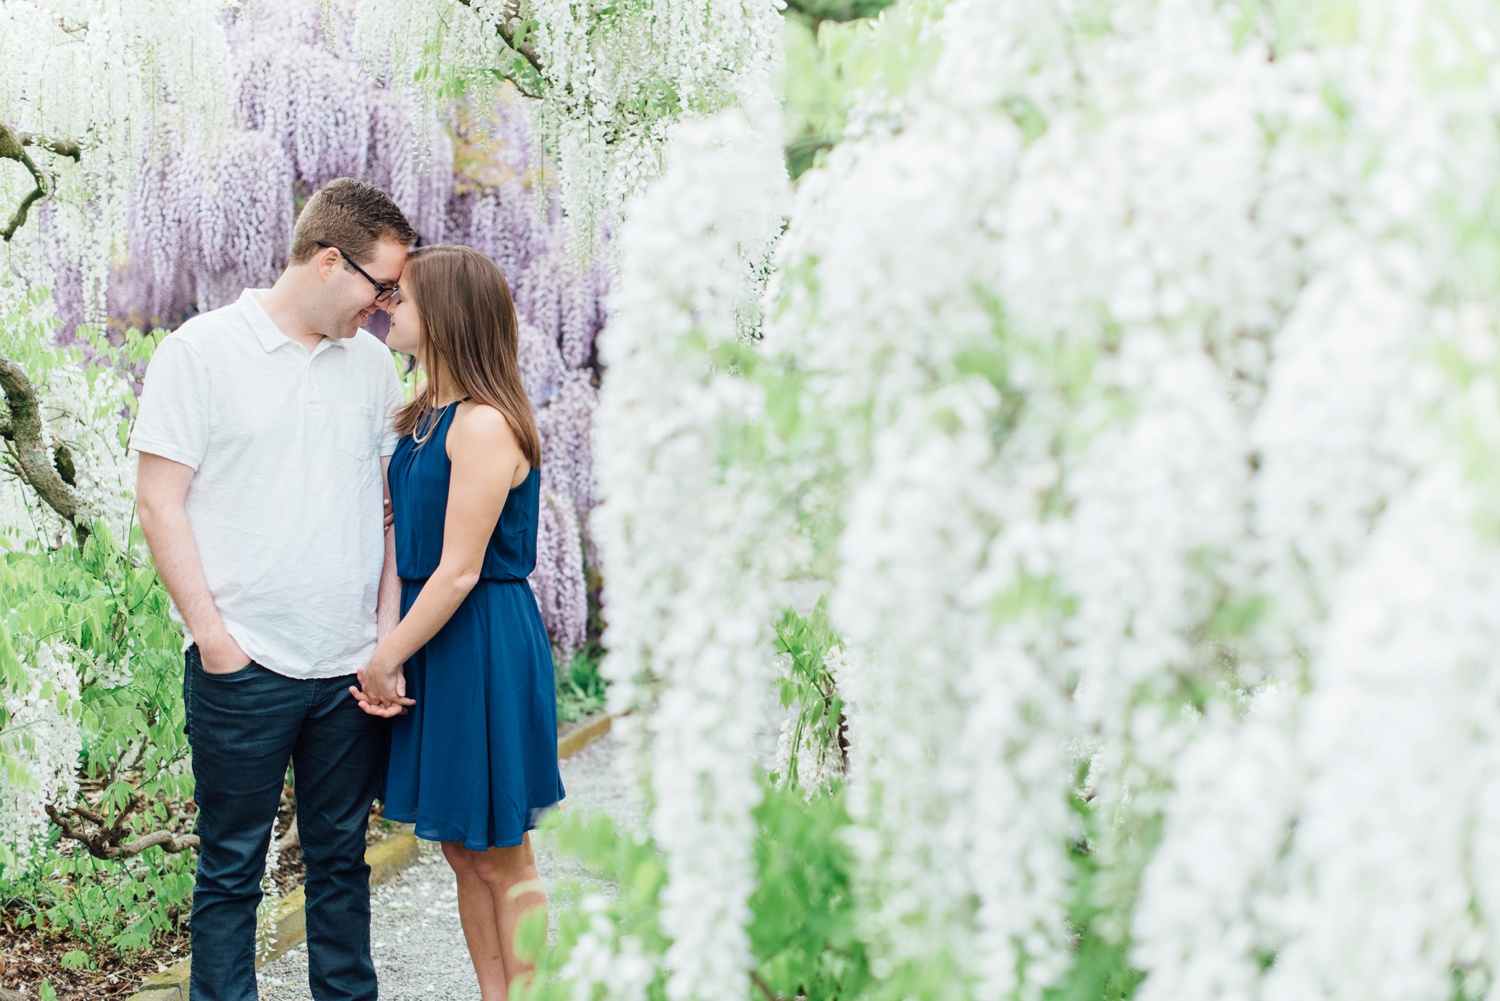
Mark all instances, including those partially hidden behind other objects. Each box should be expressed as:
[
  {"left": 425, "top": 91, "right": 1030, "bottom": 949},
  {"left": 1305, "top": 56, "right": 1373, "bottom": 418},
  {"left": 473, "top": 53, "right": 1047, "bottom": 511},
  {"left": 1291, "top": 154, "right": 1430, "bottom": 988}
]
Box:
[{"left": 349, "top": 651, "right": 417, "bottom": 717}]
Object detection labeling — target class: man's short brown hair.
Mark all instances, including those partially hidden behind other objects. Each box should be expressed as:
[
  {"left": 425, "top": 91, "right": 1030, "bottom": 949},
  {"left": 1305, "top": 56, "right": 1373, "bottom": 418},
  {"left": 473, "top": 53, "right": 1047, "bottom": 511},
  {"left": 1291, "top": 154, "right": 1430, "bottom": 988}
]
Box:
[{"left": 289, "top": 178, "right": 418, "bottom": 265}]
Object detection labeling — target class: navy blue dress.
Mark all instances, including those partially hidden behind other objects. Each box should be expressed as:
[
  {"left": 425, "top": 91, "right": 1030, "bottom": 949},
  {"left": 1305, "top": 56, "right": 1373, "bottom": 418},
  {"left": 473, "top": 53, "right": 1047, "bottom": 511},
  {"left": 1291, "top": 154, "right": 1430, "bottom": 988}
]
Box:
[{"left": 383, "top": 402, "right": 565, "bottom": 849}]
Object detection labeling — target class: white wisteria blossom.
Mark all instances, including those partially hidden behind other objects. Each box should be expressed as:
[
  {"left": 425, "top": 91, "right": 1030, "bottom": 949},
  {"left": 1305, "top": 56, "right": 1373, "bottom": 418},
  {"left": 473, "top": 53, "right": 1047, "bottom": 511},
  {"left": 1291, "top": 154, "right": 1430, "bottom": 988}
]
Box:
[
  {"left": 592, "top": 109, "right": 788, "bottom": 1001},
  {"left": 1250, "top": 247, "right": 1436, "bottom": 659},
  {"left": 832, "top": 387, "right": 1075, "bottom": 1000},
  {"left": 0, "top": 0, "right": 236, "bottom": 319},
  {"left": 4, "top": 0, "right": 1462, "bottom": 992},
  {"left": 0, "top": 278, "right": 136, "bottom": 544},
  {"left": 0, "top": 641, "right": 80, "bottom": 864},
  {"left": 1130, "top": 685, "right": 1300, "bottom": 1001},
  {"left": 1132, "top": 5, "right": 1500, "bottom": 1001},
  {"left": 582, "top": 0, "right": 1500, "bottom": 998},
  {"left": 1262, "top": 469, "right": 1500, "bottom": 1001},
  {"left": 557, "top": 895, "right": 660, "bottom": 1001},
  {"left": 356, "top": 0, "right": 783, "bottom": 244}
]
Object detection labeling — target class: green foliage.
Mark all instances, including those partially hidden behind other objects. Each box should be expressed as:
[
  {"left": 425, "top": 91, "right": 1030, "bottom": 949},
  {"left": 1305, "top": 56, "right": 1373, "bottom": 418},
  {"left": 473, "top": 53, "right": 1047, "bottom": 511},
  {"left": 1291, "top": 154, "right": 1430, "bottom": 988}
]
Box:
[
  {"left": 531, "top": 610, "right": 1171, "bottom": 1001},
  {"left": 1452, "top": 966, "right": 1487, "bottom": 1001},
  {"left": 771, "top": 598, "right": 845, "bottom": 793},
  {"left": 0, "top": 285, "right": 155, "bottom": 425},
  {"left": 14, "top": 522, "right": 186, "bottom": 780},
  {"left": 523, "top": 809, "right": 671, "bottom": 1001},
  {"left": 0, "top": 522, "right": 197, "bottom": 952},
  {"left": 1044, "top": 765, "right": 1146, "bottom": 1001},
  {"left": 781, "top": 0, "right": 949, "bottom": 178},
  {"left": 524, "top": 775, "right": 869, "bottom": 1001},
  {"left": 10, "top": 839, "right": 196, "bottom": 955},
  {"left": 0, "top": 288, "right": 194, "bottom": 954},
  {"left": 785, "top": 0, "right": 899, "bottom": 25},
  {"left": 556, "top": 643, "right": 608, "bottom": 724},
  {"left": 747, "top": 783, "right": 870, "bottom": 999}
]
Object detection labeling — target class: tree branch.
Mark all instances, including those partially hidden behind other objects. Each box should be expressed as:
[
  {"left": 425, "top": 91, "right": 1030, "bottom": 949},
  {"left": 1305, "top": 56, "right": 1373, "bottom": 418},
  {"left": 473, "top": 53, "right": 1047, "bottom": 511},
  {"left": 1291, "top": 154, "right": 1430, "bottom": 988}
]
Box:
[
  {"left": 456, "top": 0, "right": 545, "bottom": 75},
  {"left": 0, "top": 121, "right": 81, "bottom": 242},
  {"left": 0, "top": 353, "right": 89, "bottom": 544},
  {"left": 23, "top": 133, "right": 83, "bottom": 160},
  {"left": 46, "top": 796, "right": 199, "bottom": 861},
  {"left": 116, "top": 828, "right": 202, "bottom": 857},
  {"left": 749, "top": 970, "right": 787, "bottom": 1001},
  {"left": 0, "top": 146, "right": 46, "bottom": 244}
]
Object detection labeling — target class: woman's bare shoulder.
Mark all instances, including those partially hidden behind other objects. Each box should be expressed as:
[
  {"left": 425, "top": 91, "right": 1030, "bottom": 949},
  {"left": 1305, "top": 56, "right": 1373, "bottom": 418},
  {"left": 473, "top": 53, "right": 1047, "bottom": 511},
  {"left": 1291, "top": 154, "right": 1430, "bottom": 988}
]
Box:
[{"left": 448, "top": 402, "right": 521, "bottom": 456}]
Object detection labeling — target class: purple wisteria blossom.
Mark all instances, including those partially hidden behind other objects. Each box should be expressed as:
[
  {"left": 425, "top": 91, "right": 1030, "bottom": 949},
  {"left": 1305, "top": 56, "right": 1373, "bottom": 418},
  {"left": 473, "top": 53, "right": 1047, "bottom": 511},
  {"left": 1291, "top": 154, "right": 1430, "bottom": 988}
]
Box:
[
  {"left": 47, "top": 0, "right": 605, "bottom": 658},
  {"left": 532, "top": 486, "right": 588, "bottom": 658}
]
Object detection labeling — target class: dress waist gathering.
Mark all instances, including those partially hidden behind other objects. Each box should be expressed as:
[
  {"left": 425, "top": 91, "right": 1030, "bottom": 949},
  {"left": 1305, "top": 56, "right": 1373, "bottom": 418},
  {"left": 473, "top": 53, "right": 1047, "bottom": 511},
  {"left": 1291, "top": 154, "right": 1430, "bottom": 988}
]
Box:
[{"left": 398, "top": 572, "right": 532, "bottom": 585}]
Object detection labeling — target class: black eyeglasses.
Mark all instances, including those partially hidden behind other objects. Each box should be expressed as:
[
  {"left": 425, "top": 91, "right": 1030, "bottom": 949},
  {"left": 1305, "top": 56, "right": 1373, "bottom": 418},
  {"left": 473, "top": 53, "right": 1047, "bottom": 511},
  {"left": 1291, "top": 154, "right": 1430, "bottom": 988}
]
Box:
[{"left": 316, "top": 241, "right": 399, "bottom": 303}]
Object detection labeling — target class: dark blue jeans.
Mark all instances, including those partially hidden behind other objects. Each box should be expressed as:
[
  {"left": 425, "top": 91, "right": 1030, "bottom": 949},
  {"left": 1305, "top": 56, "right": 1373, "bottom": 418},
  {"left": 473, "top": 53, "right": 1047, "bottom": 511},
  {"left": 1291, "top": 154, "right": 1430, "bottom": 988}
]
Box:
[{"left": 183, "top": 645, "right": 385, "bottom": 1001}]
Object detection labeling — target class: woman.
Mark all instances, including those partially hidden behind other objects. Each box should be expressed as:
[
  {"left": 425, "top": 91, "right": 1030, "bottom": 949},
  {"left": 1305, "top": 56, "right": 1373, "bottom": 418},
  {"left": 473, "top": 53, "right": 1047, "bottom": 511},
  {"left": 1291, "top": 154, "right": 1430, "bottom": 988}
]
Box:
[{"left": 351, "top": 243, "right": 565, "bottom": 1000}]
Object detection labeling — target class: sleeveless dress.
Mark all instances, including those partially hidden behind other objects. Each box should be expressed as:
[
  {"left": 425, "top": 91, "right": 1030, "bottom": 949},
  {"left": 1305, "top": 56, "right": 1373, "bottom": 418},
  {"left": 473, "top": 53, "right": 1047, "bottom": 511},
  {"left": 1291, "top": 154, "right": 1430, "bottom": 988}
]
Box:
[{"left": 382, "top": 401, "right": 565, "bottom": 849}]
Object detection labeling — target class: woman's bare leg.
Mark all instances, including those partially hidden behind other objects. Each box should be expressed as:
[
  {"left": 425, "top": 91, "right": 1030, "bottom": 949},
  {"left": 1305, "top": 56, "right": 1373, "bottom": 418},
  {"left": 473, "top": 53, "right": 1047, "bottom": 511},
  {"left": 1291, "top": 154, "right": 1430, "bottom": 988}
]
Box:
[
  {"left": 469, "top": 834, "right": 548, "bottom": 995},
  {"left": 442, "top": 841, "right": 509, "bottom": 1001}
]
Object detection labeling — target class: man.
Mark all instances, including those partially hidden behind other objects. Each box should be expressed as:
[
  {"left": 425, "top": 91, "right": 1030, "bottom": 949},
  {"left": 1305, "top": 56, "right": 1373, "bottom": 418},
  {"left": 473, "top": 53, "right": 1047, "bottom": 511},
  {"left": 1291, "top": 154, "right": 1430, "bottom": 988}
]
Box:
[{"left": 132, "top": 178, "right": 415, "bottom": 1001}]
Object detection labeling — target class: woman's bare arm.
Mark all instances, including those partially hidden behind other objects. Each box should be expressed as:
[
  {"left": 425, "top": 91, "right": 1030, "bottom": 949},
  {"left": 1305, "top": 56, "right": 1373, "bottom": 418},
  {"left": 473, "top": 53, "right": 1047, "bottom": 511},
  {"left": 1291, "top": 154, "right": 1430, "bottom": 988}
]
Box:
[{"left": 375, "top": 455, "right": 401, "bottom": 642}]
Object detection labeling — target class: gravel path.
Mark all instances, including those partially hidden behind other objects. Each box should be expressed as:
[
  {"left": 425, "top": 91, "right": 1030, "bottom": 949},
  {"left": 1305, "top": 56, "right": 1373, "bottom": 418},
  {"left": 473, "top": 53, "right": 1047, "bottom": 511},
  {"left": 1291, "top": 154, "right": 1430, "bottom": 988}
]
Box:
[{"left": 257, "top": 729, "right": 642, "bottom": 1001}]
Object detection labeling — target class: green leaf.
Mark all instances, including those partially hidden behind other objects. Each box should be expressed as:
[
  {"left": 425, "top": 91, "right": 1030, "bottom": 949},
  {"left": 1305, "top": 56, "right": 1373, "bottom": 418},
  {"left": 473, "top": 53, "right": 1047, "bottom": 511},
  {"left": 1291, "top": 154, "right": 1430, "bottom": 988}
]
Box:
[{"left": 515, "top": 905, "right": 548, "bottom": 961}]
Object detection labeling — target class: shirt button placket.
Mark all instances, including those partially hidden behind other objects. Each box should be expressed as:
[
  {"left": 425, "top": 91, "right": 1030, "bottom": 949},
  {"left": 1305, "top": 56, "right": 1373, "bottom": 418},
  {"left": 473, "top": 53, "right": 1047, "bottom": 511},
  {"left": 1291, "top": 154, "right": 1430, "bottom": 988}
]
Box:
[{"left": 306, "top": 351, "right": 319, "bottom": 406}]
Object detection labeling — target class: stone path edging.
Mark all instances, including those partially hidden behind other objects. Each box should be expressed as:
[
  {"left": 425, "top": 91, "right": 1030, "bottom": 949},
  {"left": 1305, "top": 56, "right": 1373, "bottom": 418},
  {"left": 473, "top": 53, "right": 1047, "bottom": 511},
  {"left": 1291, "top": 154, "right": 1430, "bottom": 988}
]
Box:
[
  {"left": 124, "top": 711, "right": 614, "bottom": 1001},
  {"left": 556, "top": 711, "right": 611, "bottom": 759}
]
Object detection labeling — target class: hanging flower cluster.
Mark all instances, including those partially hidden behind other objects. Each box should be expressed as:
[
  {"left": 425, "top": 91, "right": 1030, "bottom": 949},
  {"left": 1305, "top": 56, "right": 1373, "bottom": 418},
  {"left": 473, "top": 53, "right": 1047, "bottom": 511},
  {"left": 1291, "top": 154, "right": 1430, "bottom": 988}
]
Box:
[
  {"left": 0, "top": 640, "right": 80, "bottom": 865},
  {"left": 0, "top": 279, "right": 137, "bottom": 547},
  {"left": 99, "top": 0, "right": 452, "bottom": 332},
  {"left": 591, "top": 108, "right": 788, "bottom": 1001},
  {"left": 103, "top": 127, "right": 296, "bottom": 335},
  {"left": 354, "top": 0, "right": 784, "bottom": 246},
  {"left": 0, "top": 0, "right": 236, "bottom": 328},
  {"left": 578, "top": 0, "right": 1500, "bottom": 998}
]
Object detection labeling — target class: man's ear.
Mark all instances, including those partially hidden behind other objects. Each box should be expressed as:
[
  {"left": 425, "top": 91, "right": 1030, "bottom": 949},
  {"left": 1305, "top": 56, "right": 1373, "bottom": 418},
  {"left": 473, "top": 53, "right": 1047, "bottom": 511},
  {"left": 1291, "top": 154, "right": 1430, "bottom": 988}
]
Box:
[{"left": 316, "top": 247, "right": 341, "bottom": 282}]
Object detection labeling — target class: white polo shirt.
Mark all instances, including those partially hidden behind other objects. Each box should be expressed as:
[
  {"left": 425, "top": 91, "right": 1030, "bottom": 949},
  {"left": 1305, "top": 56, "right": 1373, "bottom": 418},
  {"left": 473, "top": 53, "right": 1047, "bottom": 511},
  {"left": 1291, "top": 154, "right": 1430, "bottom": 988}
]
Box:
[{"left": 130, "top": 289, "right": 403, "bottom": 680}]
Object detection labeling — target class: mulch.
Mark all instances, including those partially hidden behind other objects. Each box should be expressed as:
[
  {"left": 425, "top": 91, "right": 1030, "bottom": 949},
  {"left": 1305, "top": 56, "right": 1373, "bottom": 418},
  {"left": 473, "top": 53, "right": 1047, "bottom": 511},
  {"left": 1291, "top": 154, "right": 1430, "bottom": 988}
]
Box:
[
  {"left": 0, "top": 909, "right": 190, "bottom": 1001},
  {"left": 1, "top": 789, "right": 397, "bottom": 1001}
]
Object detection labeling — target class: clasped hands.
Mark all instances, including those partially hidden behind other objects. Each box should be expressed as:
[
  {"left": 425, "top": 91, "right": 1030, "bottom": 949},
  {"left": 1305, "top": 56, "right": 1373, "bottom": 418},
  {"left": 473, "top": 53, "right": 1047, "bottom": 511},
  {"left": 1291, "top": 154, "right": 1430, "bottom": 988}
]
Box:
[{"left": 350, "top": 651, "right": 416, "bottom": 717}]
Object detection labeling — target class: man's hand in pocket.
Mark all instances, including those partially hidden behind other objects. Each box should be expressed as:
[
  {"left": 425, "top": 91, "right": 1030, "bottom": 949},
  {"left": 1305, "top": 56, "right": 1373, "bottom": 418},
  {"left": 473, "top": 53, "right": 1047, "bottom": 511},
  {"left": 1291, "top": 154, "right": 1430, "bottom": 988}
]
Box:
[{"left": 200, "top": 630, "right": 252, "bottom": 675}]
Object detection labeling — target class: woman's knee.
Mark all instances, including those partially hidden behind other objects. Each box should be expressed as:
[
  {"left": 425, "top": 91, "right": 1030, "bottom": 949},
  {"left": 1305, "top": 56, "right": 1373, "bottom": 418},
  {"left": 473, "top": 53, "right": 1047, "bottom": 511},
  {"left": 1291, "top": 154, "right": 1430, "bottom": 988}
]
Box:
[{"left": 469, "top": 843, "right": 535, "bottom": 889}]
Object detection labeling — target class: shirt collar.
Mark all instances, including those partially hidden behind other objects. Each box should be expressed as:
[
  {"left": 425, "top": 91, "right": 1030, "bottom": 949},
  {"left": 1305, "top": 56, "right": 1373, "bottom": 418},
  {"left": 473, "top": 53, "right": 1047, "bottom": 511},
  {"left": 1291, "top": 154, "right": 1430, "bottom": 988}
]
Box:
[{"left": 237, "top": 289, "right": 351, "bottom": 353}]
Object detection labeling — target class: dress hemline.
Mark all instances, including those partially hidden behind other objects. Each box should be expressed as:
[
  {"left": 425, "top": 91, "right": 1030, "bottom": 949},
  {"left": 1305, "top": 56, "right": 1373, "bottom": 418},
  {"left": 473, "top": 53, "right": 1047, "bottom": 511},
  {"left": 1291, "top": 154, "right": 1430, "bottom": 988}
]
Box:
[{"left": 382, "top": 800, "right": 563, "bottom": 851}]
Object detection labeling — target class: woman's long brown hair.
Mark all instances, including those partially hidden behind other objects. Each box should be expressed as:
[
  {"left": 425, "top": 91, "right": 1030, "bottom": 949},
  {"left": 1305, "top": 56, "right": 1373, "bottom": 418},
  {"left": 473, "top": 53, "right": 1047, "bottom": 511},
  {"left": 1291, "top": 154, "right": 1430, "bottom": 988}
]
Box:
[{"left": 393, "top": 244, "right": 541, "bottom": 467}]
